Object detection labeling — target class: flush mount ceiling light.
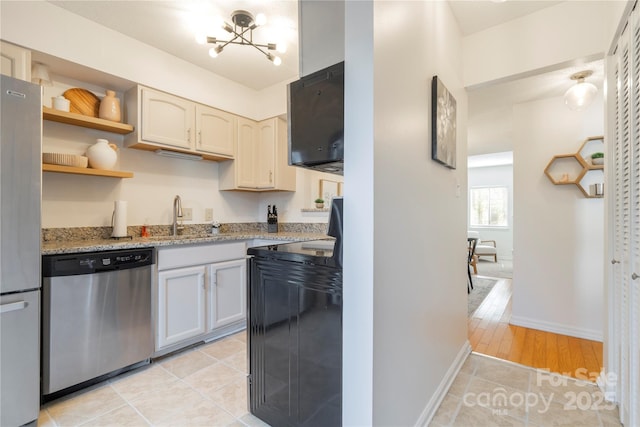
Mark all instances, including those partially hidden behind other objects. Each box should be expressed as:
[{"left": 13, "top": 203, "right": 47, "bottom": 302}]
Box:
[
  {"left": 564, "top": 70, "right": 598, "bottom": 111},
  {"left": 197, "top": 10, "right": 283, "bottom": 66}
]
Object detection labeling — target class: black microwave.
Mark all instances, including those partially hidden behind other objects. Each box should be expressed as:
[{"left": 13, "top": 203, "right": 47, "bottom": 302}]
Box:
[{"left": 287, "top": 61, "right": 344, "bottom": 175}]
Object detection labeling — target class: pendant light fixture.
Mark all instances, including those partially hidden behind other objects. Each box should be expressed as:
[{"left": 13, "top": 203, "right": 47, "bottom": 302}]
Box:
[
  {"left": 196, "top": 10, "right": 283, "bottom": 66},
  {"left": 564, "top": 70, "right": 597, "bottom": 111}
]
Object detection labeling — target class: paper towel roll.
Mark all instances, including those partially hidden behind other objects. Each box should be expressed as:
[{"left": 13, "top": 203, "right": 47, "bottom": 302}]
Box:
[{"left": 111, "top": 200, "right": 128, "bottom": 237}]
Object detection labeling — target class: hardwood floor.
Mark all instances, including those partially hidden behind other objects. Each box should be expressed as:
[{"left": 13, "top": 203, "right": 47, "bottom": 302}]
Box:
[{"left": 468, "top": 277, "right": 604, "bottom": 382}]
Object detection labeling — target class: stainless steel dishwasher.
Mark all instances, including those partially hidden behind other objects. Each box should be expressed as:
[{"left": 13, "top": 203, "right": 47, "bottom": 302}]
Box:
[{"left": 42, "top": 248, "right": 155, "bottom": 400}]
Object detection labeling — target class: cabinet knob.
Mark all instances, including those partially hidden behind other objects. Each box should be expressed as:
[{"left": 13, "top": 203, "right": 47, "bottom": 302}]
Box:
[
  {"left": 269, "top": 170, "right": 273, "bottom": 183},
  {"left": 187, "top": 128, "right": 191, "bottom": 142},
  {"left": 198, "top": 130, "right": 202, "bottom": 145},
  {"left": 611, "top": 259, "right": 620, "bottom": 264},
  {"left": 632, "top": 273, "right": 639, "bottom": 281}
]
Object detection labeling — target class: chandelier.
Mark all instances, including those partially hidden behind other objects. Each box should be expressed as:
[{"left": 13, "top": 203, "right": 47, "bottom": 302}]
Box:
[{"left": 197, "top": 10, "right": 283, "bottom": 66}]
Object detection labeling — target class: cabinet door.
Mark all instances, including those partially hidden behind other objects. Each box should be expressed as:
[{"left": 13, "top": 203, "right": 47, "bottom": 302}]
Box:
[
  {"left": 208, "top": 259, "right": 246, "bottom": 330},
  {"left": 0, "top": 41, "right": 31, "bottom": 82},
  {"left": 141, "top": 87, "right": 194, "bottom": 150},
  {"left": 196, "top": 105, "right": 235, "bottom": 157},
  {"left": 236, "top": 117, "right": 258, "bottom": 188},
  {"left": 157, "top": 266, "right": 207, "bottom": 349},
  {"left": 256, "top": 119, "right": 276, "bottom": 189}
]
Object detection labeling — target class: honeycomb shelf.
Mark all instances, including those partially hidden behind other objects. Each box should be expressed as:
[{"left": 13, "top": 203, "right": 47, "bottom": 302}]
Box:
[{"left": 544, "top": 136, "right": 604, "bottom": 198}]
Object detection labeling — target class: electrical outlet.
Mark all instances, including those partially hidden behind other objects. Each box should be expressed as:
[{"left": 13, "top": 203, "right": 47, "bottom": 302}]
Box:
[
  {"left": 182, "top": 207, "right": 193, "bottom": 221},
  {"left": 204, "top": 208, "right": 213, "bottom": 222}
]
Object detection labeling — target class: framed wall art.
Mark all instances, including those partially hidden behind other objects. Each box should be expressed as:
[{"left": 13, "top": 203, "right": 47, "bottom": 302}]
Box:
[
  {"left": 319, "top": 179, "right": 343, "bottom": 202},
  {"left": 431, "top": 75, "right": 457, "bottom": 169}
]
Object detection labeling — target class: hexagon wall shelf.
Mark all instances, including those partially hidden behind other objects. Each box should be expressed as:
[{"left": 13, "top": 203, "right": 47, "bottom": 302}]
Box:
[{"left": 544, "top": 136, "right": 604, "bottom": 198}]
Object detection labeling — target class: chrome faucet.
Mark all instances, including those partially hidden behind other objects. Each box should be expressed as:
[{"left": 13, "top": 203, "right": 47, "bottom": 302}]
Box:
[{"left": 172, "top": 195, "right": 184, "bottom": 236}]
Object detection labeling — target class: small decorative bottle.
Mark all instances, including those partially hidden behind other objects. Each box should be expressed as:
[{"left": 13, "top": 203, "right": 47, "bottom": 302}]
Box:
[{"left": 99, "top": 90, "right": 121, "bottom": 122}]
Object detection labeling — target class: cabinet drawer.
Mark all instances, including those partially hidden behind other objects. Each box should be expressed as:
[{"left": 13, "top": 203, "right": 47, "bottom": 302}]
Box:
[{"left": 158, "top": 241, "right": 246, "bottom": 270}]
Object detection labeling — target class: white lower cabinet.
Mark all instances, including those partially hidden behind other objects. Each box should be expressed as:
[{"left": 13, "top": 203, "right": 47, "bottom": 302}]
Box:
[
  {"left": 207, "top": 259, "right": 246, "bottom": 330},
  {"left": 157, "top": 265, "right": 207, "bottom": 348},
  {"left": 155, "top": 242, "right": 247, "bottom": 354}
]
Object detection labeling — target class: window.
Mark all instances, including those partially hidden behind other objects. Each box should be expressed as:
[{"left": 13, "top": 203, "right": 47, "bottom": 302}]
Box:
[{"left": 469, "top": 186, "right": 508, "bottom": 227}]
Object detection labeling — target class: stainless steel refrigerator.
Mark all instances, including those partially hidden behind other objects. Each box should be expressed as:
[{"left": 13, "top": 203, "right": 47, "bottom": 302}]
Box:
[{"left": 0, "top": 75, "right": 42, "bottom": 426}]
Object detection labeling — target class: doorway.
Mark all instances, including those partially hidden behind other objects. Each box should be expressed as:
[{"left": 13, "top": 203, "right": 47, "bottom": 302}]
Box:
[{"left": 465, "top": 60, "right": 606, "bottom": 382}]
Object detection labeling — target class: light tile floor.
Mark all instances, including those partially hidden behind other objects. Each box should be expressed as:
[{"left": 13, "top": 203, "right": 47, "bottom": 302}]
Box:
[
  {"left": 39, "top": 333, "right": 621, "bottom": 427},
  {"left": 430, "top": 353, "right": 622, "bottom": 427},
  {"left": 38, "top": 331, "right": 270, "bottom": 427}
]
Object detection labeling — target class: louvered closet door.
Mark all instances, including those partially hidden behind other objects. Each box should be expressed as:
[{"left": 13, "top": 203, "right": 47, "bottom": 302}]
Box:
[
  {"left": 611, "top": 33, "right": 626, "bottom": 422},
  {"left": 629, "top": 7, "right": 640, "bottom": 426},
  {"left": 611, "top": 4, "right": 640, "bottom": 426}
]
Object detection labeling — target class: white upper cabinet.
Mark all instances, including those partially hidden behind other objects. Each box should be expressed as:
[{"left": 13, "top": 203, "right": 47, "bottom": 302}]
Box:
[
  {"left": 236, "top": 117, "right": 259, "bottom": 188},
  {"left": 125, "top": 85, "right": 235, "bottom": 161},
  {"left": 196, "top": 105, "right": 235, "bottom": 157},
  {"left": 219, "top": 117, "right": 296, "bottom": 192},
  {"left": 0, "top": 41, "right": 31, "bottom": 82},
  {"left": 141, "top": 87, "right": 194, "bottom": 150},
  {"left": 257, "top": 119, "right": 277, "bottom": 189}
]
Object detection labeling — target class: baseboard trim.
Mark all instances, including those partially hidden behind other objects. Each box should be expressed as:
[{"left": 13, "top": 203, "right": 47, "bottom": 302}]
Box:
[
  {"left": 597, "top": 370, "right": 617, "bottom": 405},
  {"left": 415, "top": 340, "right": 472, "bottom": 426},
  {"left": 510, "top": 315, "right": 602, "bottom": 342}
]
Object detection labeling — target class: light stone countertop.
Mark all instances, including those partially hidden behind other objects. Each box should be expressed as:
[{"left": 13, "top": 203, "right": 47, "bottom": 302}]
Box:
[{"left": 41, "top": 231, "right": 329, "bottom": 255}]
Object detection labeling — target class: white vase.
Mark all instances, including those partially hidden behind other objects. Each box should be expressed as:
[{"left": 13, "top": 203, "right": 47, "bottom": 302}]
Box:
[{"left": 86, "top": 139, "right": 118, "bottom": 170}]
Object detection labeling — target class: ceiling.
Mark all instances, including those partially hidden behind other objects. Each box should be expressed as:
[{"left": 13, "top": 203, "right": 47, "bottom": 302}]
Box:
[
  {"left": 448, "top": 0, "right": 563, "bottom": 36},
  {"left": 47, "top": 0, "right": 567, "bottom": 91},
  {"left": 49, "top": 0, "right": 300, "bottom": 91},
  {"left": 45, "top": 0, "right": 600, "bottom": 159}
]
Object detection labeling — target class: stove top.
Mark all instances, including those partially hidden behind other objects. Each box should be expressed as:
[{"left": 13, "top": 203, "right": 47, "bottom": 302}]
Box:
[{"left": 247, "top": 239, "right": 338, "bottom": 267}]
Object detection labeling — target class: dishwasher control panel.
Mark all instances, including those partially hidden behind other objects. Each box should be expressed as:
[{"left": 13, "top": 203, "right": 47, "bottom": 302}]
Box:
[{"left": 43, "top": 248, "right": 155, "bottom": 277}]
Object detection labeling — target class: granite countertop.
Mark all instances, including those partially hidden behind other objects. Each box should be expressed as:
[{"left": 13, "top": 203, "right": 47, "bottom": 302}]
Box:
[{"left": 41, "top": 232, "right": 329, "bottom": 255}]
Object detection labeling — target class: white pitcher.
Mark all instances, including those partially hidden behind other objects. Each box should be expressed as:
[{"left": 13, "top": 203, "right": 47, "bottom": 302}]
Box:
[{"left": 86, "top": 139, "right": 117, "bottom": 170}]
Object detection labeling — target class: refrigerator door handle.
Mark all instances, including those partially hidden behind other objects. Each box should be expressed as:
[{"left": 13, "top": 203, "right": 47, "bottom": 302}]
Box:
[{"left": 0, "top": 301, "right": 27, "bottom": 314}]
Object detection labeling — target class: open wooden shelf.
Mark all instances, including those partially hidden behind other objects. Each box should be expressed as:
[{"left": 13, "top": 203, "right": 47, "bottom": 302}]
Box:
[
  {"left": 42, "top": 163, "right": 134, "bottom": 178},
  {"left": 545, "top": 136, "right": 605, "bottom": 197},
  {"left": 43, "top": 107, "right": 134, "bottom": 134}
]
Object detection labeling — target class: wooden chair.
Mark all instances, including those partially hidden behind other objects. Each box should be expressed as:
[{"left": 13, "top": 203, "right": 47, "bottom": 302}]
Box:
[
  {"left": 468, "top": 231, "right": 498, "bottom": 262},
  {"left": 467, "top": 237, "right": 478, "bottom": 293}
]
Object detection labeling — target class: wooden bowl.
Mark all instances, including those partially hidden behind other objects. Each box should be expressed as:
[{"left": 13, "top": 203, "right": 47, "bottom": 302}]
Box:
[{"left": 63, "top": 88, "right": 100, "bottom": 117}]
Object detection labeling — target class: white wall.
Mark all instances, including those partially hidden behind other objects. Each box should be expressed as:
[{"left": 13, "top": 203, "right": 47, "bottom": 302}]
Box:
[
  {"left": 512, "top": 94, "right": 605, "bottom": 341},
  {"left": 1, "top": 1, "right": 340, "bottom": 229},
  {"left": 468, "top": 164, "right": 514, "bottom": 261},
  {"left": 464, "top": 1, "right": 610, "bottom": 88},
  {"left": 298, "top": 0, "right": 344, "bottom": 76},
  {"left": 343, "top": 1, "right": 468, "bottom": 424}
]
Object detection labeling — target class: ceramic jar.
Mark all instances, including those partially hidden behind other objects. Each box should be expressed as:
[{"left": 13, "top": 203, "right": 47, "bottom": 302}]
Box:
[
  {"left": 86, "top": 139, "right": 118, "bottom": 170},
  {"left": 52, "top": 96, "right": 70, "bottom": 112},
  {"left": 98, "top": 90, "right": 121, "bottom": 122}
]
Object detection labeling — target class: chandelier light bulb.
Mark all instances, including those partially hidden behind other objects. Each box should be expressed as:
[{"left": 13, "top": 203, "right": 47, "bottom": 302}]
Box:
[
  {"left": 276, "top": 42, "right": 287, "bottom": 54},
  {"left": 209, "top": 46, "right": 223, "bottom": 58},
  {"left": 273, "top": 55, "right": 282, "bottom": 66},
  {"left": 255, "top": 13, "right": 267, "bottom": 26}
]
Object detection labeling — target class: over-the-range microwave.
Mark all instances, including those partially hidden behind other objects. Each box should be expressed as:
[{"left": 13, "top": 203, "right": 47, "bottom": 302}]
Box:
[{"left": 287, "top": 61, "right": 344, "bottom": 175}]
